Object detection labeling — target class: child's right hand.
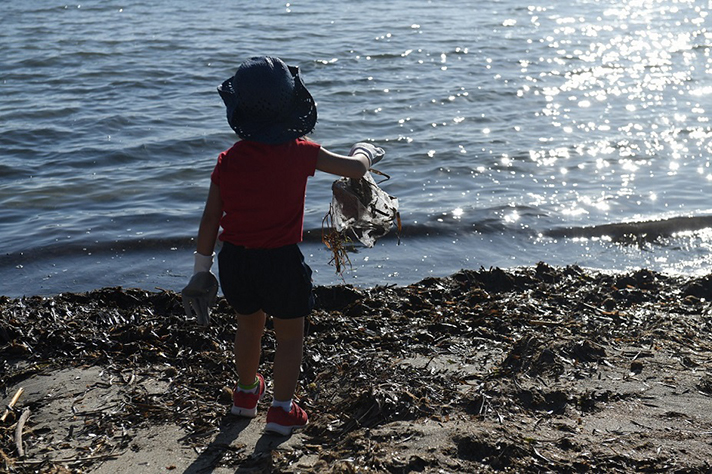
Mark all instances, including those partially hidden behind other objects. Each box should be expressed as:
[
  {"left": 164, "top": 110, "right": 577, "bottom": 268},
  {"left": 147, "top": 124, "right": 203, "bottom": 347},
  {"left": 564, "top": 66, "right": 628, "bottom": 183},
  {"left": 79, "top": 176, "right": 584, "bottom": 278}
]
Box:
[{"left": 349, "top": 142, "right": 385, "bottom": 168}]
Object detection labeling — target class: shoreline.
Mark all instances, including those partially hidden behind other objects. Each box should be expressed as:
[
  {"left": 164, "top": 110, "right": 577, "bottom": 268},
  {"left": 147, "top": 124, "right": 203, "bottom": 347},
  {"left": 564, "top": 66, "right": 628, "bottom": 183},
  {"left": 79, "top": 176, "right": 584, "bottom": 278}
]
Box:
[{"left": 2, "top": 263, "right": 712, "bottom": 473}]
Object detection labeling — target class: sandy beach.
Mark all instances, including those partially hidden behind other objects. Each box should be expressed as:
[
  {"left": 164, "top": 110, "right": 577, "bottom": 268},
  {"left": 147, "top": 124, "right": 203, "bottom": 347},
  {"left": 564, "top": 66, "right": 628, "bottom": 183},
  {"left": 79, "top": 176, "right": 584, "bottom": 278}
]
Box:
[{"left": 2, "top": 264, "right": 712, "bottom": 473}]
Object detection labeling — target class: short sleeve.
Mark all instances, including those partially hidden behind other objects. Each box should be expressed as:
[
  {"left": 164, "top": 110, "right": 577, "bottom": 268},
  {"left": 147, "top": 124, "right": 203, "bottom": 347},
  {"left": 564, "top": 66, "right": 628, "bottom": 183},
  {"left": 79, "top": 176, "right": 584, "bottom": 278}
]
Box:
[
  {"left": 294, "top": 138, "right": 320, "bottom": 177},
  {"left": 210, "top": 150, "right": 227, "bottom": 185}
]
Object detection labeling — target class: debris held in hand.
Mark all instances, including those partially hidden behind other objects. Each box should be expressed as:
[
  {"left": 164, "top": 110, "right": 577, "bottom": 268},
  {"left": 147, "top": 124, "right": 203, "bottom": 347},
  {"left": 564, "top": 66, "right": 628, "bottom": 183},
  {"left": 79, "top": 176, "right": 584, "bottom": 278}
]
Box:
[{"left": 322, "top": 170, "right": 400, "bottom": 274}]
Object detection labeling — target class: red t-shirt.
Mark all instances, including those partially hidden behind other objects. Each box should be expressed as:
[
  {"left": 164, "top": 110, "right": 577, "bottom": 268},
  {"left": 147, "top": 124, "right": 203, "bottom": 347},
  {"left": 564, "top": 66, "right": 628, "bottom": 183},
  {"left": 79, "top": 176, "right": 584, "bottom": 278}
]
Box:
[{"left": 211, "top": 138, "right": 321, "bottom": 248}]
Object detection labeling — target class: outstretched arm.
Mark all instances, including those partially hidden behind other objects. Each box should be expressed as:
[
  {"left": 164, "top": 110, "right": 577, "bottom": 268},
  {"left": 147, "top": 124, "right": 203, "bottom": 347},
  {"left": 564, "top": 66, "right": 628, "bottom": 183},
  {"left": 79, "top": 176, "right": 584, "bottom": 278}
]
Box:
[{"left": 316, "top": 147, "right": 370, "bottom": 178}]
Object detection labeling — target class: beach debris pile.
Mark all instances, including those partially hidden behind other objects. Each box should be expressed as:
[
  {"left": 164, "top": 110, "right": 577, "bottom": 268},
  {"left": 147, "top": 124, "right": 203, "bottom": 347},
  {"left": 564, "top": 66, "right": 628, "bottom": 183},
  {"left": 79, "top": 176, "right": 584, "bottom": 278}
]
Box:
[{"left": 2, "top": 264, "right": 712, "bottom": 472}]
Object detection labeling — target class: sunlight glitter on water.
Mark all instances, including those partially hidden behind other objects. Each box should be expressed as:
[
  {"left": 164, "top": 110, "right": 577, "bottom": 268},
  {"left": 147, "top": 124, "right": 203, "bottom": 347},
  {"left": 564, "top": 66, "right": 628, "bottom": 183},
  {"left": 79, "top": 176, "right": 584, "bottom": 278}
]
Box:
[
  {"left": 2, "top": 0, "right": 711, "bottom": 296},
  {"left": 513, "top": 0, "right": 711, "bottom": 228}
]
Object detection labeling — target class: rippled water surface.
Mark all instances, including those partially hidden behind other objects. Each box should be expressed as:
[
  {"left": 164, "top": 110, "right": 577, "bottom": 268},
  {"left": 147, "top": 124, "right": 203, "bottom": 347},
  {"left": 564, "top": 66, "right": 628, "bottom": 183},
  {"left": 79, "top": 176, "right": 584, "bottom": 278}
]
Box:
[{"left": 1, "top": 0, "right": 711, "bottom": 296}]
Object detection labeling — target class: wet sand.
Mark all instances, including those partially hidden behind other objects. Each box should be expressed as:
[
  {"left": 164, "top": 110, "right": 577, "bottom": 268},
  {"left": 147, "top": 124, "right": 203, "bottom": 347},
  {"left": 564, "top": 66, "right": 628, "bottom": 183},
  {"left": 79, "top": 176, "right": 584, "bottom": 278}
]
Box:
[{"left": 2, "top": 264, "right": 712, "bottom": 473}]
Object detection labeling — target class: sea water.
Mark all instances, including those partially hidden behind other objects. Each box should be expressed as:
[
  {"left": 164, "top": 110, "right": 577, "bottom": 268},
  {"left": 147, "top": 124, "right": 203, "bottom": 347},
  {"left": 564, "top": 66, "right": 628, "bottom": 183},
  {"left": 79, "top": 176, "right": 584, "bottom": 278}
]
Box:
[{"left": 1, "top": 0, "right": 711, "bottom": 297}]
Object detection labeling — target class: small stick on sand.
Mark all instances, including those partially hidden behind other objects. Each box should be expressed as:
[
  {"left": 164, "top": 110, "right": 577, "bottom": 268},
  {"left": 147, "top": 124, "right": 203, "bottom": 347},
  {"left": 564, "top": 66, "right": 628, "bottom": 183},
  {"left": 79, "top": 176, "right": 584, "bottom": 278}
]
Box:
[
  {"left": 1, "top": 387, "right": 24, "bottom": 423},
  {"left": 15, "top": 408, "right": 31, "bottom": 458},
  {"left": 14, "top": 452, "right": 124, "bottom": 466}
]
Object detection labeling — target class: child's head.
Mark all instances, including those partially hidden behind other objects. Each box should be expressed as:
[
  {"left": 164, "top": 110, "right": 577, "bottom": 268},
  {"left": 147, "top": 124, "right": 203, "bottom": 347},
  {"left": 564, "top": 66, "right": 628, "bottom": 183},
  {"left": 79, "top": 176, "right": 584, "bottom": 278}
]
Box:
[{"left": 218, "top": 56, "right": 317, "bottom": 145}]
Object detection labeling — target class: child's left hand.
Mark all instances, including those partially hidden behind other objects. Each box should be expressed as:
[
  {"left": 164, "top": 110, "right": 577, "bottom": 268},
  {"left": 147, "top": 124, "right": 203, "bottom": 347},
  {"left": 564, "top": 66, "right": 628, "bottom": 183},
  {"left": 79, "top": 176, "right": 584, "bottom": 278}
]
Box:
[{"left": 182, "top": 272, "right": 218, "bottom": 325}]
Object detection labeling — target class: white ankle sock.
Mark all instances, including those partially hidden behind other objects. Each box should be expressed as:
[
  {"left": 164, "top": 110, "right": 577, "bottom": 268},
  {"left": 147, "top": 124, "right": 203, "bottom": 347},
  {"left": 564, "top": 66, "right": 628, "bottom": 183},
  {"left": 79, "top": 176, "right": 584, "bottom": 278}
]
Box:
[{"left": 272, "top": 399, "right": 293, "bottom": 412}]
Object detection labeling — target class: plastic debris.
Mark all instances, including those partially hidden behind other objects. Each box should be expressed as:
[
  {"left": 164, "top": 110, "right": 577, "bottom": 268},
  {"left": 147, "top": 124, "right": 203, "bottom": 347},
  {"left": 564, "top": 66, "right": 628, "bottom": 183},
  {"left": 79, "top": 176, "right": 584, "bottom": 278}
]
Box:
[{"left": 322, "top": 170, "right": 400, "bottom": 274}]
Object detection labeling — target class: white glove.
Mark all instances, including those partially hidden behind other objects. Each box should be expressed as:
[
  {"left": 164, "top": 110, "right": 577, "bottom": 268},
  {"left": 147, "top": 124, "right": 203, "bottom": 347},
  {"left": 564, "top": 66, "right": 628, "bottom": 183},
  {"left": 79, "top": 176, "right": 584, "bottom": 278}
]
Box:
[
  {"left": 349, "top": 142, "right": 385, "bottom": 168},
  {"left": 182, "top": 252, "right": 218, "bottom": 326}
]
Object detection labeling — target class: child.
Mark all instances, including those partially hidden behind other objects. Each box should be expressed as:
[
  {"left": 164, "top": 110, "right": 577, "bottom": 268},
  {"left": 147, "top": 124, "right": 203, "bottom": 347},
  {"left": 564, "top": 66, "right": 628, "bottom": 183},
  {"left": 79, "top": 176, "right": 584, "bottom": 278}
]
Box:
[{"left": 182, "top": 56, "right": 384, "bottom": 436}]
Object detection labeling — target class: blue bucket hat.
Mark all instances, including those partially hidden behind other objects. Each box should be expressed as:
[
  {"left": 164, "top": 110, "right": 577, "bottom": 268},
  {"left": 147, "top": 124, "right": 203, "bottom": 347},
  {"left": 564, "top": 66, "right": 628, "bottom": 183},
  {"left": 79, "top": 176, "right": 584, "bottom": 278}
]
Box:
[{"left": 218, "top": 56, "right": 317, "bottom": 145}]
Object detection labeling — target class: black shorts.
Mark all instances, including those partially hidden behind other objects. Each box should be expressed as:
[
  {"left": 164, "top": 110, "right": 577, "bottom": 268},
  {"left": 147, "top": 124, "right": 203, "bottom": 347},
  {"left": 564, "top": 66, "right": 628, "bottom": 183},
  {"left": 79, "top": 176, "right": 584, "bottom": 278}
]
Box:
[{"left": 218, "top": 242, "right": 314, "bottom": 319}]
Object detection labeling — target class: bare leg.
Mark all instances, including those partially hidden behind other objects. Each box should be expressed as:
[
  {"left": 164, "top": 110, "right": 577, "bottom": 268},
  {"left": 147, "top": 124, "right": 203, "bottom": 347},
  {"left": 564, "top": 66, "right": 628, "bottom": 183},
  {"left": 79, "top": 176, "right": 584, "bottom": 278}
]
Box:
[
  {"left": 272, "top": 316, "right": 305, "bottom": 401},
  {"left": 234, "top": 310, "right": 267, "bottom": 385}
]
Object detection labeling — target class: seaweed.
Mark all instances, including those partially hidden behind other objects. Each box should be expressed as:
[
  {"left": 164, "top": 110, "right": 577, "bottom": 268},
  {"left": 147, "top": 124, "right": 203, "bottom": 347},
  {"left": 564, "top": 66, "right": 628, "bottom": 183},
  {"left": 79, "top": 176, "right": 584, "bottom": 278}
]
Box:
[{"left": 2, "top": 265, "right": 712, "bottom": 472}]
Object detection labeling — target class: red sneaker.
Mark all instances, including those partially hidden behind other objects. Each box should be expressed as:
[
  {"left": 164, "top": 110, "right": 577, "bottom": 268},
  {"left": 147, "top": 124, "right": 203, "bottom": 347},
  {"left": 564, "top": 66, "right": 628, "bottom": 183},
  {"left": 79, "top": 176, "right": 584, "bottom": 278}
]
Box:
[
  {"left": 231, "top": 374, "right": 266, "bottom": 418},
  {"left": 265, "top": 402, "right": 308, "bottom": 436}
]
